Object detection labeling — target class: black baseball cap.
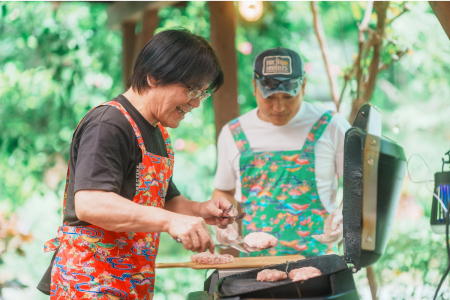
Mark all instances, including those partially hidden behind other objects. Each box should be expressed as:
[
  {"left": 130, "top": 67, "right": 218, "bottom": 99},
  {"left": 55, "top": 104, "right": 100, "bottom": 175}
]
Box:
[
  {"left": 253, "top": 47, "right": 305, "bottom": 98},
  {"left": 254, "top": 47, "right": 304, "bottom": 79}
]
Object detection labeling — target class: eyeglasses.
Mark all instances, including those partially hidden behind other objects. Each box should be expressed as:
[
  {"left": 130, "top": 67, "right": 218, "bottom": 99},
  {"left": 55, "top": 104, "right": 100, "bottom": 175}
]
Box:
[
  {"left": 187, "top": 87, "right": 211, "bottom": 102},
  {"left": 255, "top": 74, "right": 302, "bottom": 90}
]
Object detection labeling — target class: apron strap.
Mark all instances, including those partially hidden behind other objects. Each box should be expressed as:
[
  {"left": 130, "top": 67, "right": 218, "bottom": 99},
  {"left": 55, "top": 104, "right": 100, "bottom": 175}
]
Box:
[
  {"left": 158, "top": 123, "right": 174, "bottom": 161},
  {"left": 105, "top": 101, "right": 147, "bottom": 153},
  {"left": 302, "top": 110, "right": 335, "bottom": 151},
  {"left": 228, "top": 118, "right": 252, "bottom": 154}
]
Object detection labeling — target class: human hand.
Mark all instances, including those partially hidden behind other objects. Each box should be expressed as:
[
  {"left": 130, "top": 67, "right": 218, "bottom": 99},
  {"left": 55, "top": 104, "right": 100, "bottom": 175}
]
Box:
[
  {"left": 167, "top": 214, "right": 214, "bottom": 253},
  {"left": 311, "top": 207, "right": 343, "bottom": 245},
  {"left": 215, "top": 222, "right": 240, "bottom": 244},
  {"left": 198, "top": 197, "right": 236, "bottom": 229}
]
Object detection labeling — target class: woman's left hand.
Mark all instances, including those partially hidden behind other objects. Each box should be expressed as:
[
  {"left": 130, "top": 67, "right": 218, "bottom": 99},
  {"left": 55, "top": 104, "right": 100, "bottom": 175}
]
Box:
[{"left": 198, "top": 197, "right": 235, "bottom": 229}]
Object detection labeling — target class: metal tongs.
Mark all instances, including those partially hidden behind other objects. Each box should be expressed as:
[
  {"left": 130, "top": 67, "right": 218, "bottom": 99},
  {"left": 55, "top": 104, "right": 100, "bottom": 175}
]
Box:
[
  {"left": 220, "top": 204, "right": 246, "bottom": 221},
  {"left": 216, "top": 242, "right": 250, "bottom": 254},
  {"left": 217, "top": 205, "right": 250, "bottom": 254},
  {"left": 171, "top": 205, "right": 251, "bottom": 254}
]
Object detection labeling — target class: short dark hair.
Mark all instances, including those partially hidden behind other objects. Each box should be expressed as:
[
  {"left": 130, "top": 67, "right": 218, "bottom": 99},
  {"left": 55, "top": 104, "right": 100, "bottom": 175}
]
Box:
[{"left": 128, "top": 28, "right": 224, "bottom": 94}]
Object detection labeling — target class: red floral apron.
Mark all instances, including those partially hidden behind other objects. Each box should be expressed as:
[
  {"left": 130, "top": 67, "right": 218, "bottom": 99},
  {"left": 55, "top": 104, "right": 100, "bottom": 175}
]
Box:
[{"left": 44, "top": 101, "right": 174, "bottom": 300}]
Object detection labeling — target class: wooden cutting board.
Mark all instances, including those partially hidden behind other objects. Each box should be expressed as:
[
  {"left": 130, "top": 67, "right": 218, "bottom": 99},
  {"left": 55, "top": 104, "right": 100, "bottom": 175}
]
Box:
[{"left": 155, "top": 255, "right": 305, "bottom": 269}]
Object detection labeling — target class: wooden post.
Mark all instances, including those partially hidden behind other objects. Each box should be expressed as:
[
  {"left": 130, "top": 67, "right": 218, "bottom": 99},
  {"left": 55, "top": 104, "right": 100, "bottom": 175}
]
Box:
[
  {"left": 135, "top": 9, "right": 160, "bottom": 60},
  {"left": 209, "top": 1, "right": 240, "bottom": 141},
  {"left": 122, "top": 21, "right": 136, "bottom": 89},
  {"left": 429, "top": 1, "right": 450, "bottom": 40}
]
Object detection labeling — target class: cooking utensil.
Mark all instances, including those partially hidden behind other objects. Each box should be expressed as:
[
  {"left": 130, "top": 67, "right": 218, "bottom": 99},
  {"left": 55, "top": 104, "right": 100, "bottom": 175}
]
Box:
[
  {"left": 226, "top": 242, "right": 249, "bottom": 254},
  {"left": 220, "top": 205, "right": 247, "bottom": 221},
  {"left": 223, "top": 204, "right": 234, "bottom": 215},
  {"left": 220, "top": 212, "right": 246, "bottom": 221},
  {"left": 221, "top": 213, "right": 247, "bottom": 221},
  {"left": 155, "top": 255, "right": 305, "bottom": 269}
]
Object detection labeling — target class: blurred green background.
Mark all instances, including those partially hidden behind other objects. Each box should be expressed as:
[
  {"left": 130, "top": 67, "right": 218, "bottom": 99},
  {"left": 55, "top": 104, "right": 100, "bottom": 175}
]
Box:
[{"left": 0, "top": 1, "right": 449, "bottom": 299}]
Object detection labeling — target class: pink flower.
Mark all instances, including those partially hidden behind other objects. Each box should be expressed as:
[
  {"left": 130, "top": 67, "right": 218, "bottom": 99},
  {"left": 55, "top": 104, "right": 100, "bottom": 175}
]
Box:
[
  {"left": 238, "top": 42, "right": 252, "bottom": 55},
  {"left": 174, "top": 138, "right": 186, "bottom": 151},
  {"left": 304, "top": 62, "right": 314, "bottom": 74}
]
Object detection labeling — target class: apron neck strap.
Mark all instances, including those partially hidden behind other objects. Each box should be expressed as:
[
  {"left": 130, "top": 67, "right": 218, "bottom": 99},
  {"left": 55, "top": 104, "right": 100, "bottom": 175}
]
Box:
[
  {"left": 228, "top": 118, "right": 251, "bottom": 154},
  {"left": 302, "top": 110, "right": 335, "bottom": 150}
]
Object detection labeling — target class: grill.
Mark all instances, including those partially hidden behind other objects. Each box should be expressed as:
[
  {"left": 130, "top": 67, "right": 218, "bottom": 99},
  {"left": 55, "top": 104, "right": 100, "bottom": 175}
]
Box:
[
  {"left": 213, "top": 255, "right": 357, "bottom": 299},
  {"left": 187, "top": 103, "right": 406, "bottom": 300}
]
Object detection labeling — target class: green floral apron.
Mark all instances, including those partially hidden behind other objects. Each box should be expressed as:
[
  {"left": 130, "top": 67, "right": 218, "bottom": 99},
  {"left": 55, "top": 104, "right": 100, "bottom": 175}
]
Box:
[{"left": 228, "top": 110, "right": 338, "bottom": 257}]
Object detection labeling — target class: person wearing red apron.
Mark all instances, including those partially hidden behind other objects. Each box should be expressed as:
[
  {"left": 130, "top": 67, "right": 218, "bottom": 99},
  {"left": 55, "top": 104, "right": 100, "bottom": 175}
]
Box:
[
  {"left": 38, "top": 29, "right": 234, "bottom": 299},
  {"left": 44, "top": 101, "right": 174, "bottom": 299},
  {"left": 213, "top": 47, "right": 350, "bottom": 255}
]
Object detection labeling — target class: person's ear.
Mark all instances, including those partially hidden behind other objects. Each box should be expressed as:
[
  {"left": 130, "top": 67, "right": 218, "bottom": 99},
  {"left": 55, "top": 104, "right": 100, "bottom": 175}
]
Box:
[
  {"left": 301, "top": 77, "right": 307, "bottom": 95},
  {"left": 147, "top": 76, "right": 158, "bottom": 88}
]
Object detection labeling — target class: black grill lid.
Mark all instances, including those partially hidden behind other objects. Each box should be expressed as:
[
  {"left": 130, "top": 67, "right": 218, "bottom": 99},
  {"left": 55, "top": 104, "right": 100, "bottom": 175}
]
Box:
[{"left": 343, "top": 103, "right": 406, "bottom": 270}]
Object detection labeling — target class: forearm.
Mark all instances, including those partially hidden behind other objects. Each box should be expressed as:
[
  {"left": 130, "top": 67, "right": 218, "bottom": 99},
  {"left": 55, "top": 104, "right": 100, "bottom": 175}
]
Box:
[
  {"left": 164, "top": 195, "right": 202, "bottom": 216},
  {"left": 75, "top": 190, "right": 175, "bottom": 233},
  {"left": 212, "top": 189, "right": 236, "bottom": 206},
  {"left": 164, "top": 192, "right": 235, "bottom": 229}
]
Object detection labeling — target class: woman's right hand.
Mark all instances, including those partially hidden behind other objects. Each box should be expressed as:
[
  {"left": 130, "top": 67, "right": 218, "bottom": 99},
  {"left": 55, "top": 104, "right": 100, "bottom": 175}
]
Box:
[{"left": 166, "top": 214, "right": 214, "bottom": 253}]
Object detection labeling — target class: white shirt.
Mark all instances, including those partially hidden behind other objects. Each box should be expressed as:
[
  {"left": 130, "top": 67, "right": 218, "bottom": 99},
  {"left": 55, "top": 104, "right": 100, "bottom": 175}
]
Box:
[{"left": 214, "top": 101, "right": 351, "bottom": 212}]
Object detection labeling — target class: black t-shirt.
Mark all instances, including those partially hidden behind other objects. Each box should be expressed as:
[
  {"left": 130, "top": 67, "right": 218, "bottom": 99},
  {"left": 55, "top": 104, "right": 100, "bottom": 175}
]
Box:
[{"left": 64, "top": 94, "right": 180, "bottom": 226}]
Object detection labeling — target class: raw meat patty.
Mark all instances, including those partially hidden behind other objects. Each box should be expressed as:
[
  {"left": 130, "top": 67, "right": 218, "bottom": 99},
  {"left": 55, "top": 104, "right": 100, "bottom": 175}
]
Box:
[
  {"left": 244, "top": 232, "right": 278, "bottom": 250},
  {"left": 288, "top": 267, "right": 322, "bottom": 282},
  {"left": 256, "top": 269, "right": 288, "bottom": 282},
  {"left": 191, "top": 252, "right": 234, "bottom": 264}
]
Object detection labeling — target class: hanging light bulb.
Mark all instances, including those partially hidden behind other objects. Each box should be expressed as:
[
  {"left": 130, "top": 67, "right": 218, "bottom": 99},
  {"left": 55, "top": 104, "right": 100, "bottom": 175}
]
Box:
[{"left": 238, "top": 1, "right": 263, "bottom": 22}]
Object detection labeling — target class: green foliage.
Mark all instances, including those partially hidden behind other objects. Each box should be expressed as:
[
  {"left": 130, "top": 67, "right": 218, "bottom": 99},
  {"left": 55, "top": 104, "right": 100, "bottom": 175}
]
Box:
[
  {"left": 0, "top": 2, "right": 122, "bottom": 298},
  {"left": 0, "top": 2, "right": 123, "bottom": 211},
  {"left": 372, "top": 219, "right": 450, "bottom": 299},
  {"left": 0, "top": 1, "right": 449, "bottom": 300}
]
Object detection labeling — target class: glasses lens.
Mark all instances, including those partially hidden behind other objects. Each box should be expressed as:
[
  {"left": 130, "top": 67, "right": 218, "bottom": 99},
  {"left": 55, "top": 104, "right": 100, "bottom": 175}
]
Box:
[
  {"left": 259, "top": 77, "right": 301, "bottom": 90},
  {"left": 188, "top": 89, "right": 211, "bottom": 102},
  {"left": 260, "top": 77, "right": 280, "bottom": 89},
  {"left": 188, "top": 89, "right": 202, "bottom": 99},
  {"left": 282, "top": 79, "right": 301, "bottom": 90},
  {"left": 199, "top": 92, "right": 211, "bottom": 102}
]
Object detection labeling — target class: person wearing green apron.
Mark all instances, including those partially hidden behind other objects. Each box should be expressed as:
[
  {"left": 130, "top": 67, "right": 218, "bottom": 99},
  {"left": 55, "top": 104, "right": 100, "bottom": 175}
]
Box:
[{"left": 213, "top": 47, "right": 350, "bottom": 257}]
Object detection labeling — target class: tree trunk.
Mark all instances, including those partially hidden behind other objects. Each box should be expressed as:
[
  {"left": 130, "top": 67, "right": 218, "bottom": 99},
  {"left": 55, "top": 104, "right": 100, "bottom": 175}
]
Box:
[
  {"left": 366, "top": 266, "right": 379, "bottom": 300},
  {"left": 122, "top": 21, "right": 136, "bottom": 89},
  {"left": 310, "top": 1, "right": 340, "bottom": 111},
  {"left": 348, "top": 1, "right": 389, "bottom": 123},
  {"left": 362, "top": 1, "right": 389, "bottom": 102},
  {"left": 137, "top": 9, "right": 159, "bottom": 54},
  {"left": 209, "top": 1, "right": 239, "bottom": 141},
  {"left": 121, "top": 9, "right": 159, "bottom": 89}
]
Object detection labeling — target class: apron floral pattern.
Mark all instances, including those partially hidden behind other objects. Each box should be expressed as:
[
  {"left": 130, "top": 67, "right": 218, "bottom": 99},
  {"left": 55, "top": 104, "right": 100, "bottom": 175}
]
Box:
[
  {"left": 44, "top": 101, "right": 174, "bottom": 300},
  {"left": 229, "top": 111, "right": 338, "bottom": 257}
]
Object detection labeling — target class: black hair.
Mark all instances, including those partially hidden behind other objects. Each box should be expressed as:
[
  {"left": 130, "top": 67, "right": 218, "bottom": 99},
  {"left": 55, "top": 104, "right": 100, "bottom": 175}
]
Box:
[{"left": 127, "top": 28, "right": 224, "bottom": 94}]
